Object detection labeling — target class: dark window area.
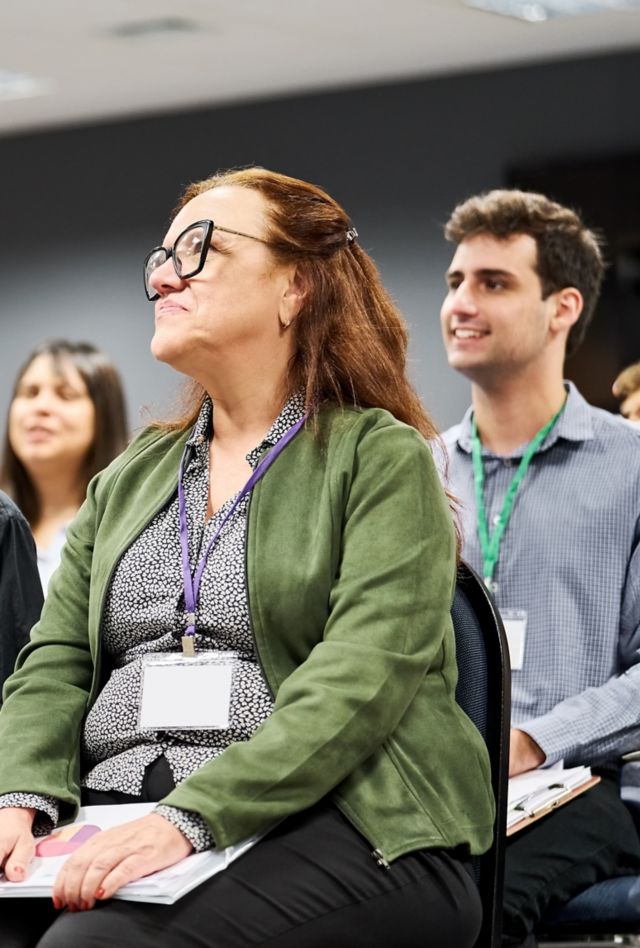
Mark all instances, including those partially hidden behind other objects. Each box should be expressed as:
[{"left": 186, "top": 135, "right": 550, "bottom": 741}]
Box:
[{"left": 508, "top": 154, "right": 640, "bottom": 412}]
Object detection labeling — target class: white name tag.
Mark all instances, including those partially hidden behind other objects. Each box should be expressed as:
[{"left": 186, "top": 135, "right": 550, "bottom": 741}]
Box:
[
  {"left": 139, "top": 651, "right": 235, "bottom": 731},
  {"left": 500, "top": 609, "right": 527, "bottom": 671}
]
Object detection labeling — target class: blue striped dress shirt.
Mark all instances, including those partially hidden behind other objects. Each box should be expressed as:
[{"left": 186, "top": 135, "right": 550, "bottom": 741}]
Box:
[{"left": 443, "top": 382, "right": 640, "bottom": 767}]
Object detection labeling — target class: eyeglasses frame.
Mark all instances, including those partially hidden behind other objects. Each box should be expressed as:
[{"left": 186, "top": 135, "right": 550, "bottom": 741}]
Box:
[{"left": 143, "top": 218, "right": 273, "bottom": 301}]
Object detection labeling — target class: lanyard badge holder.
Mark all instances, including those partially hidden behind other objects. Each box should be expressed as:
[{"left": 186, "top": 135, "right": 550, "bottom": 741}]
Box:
[
  {"left": 177, "top": 414, "right": 306, "bottom": 656},
  {"left": 471, "top": 401, "right": 565, "bottom": 669},
  {"left": 138, "top": 414, "right": 305, "bottom": 732},
  {"left": 471, "top": 400, "right": 566, "bottom": 593},
  {"left": 139, "top": 650, "right": 237, "bottom": 731}
]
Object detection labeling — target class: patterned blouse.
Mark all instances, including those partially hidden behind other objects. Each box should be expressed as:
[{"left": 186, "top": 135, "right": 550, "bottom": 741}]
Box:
[{"left": 0, "top": 393, "right": 306, "bottom": 851}]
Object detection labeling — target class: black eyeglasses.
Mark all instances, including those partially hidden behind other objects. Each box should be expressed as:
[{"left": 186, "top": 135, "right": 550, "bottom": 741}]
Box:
[{"left": 143, "top": 219, "right": 272, "bottom": 301}]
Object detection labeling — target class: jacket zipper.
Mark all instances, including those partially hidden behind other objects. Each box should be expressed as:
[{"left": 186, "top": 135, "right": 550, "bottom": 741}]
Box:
[
  {"left": 244, "top": 480, "right": 392, "bottom": 869},
  {"left": 243, "top": 490, "right": 275, "bottom": 699},
  {"left": 371, "top": 848, "right": 391, "bottom": 870}
]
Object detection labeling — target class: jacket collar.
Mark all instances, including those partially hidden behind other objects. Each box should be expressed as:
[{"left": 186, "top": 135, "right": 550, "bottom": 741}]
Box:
[{"left": 184, "top": 392, "right": 306, "bottom": 469}]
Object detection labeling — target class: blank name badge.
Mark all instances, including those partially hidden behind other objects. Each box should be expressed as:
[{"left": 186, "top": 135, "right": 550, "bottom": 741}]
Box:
[
  {"left": 139, "top": 651, "right": 235, "bottom": 731},
  {"left": 499, "top": 609, "right": 527, "bottom": 671}
]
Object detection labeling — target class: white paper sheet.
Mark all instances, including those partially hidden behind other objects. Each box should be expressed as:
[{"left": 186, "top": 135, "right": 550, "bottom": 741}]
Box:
[{"left": 0, "top": 803, "right": 259, "bottom": 904}]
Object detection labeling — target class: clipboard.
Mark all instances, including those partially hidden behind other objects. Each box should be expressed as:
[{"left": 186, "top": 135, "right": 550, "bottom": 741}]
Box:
[{"left": 506, "top": 775, "right": 601, "bottom": 836}]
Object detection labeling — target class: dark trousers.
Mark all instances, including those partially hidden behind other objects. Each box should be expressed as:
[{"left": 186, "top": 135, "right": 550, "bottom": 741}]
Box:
[
  {"left": 0, "top": 758, "right": 481, "bottom": 948},
  {"left": 502, "top": 772, "right": 640, "bottom": 948}
]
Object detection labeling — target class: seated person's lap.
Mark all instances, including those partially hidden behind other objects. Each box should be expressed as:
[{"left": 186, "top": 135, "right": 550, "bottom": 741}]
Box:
[
  {"left": 502, "top": 774, "right": 640, "bottom": 946},
  {"left": 2, "top": 803, "right": 481, "bottom": 948}
]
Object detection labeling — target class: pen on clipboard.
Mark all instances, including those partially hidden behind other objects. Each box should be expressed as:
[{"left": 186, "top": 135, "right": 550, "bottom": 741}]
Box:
[{"left": 513, "top": 783, "right": 565, "bottom": 816}]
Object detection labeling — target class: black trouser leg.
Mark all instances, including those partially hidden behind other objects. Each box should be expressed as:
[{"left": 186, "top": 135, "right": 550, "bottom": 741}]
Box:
[
  {"left": 502, "top": 774, "right": 640, "bottom": 947},
  {"left": 5, "top": 801, "right": 481, "bottom": 948}
]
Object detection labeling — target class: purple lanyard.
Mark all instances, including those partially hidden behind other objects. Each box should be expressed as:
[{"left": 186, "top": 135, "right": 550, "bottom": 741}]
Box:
[{"left": 177, "top": 415, "right": 305, "bottom": 645}]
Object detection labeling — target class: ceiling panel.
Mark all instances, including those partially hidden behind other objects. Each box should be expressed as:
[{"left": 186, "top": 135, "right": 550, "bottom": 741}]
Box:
[{"left": 1, "top": 0, "right": 639, "bottom": 137}]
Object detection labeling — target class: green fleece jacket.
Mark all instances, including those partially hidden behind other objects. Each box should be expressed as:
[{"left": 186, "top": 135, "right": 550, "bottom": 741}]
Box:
[{"left": 0, "top": 404, "right": 494, "bottom": 861}]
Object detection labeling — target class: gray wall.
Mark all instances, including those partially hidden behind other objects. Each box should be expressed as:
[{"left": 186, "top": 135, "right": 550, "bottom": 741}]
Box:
[{"left": 1, "top": 49, "right": 639, "bottom": 435}]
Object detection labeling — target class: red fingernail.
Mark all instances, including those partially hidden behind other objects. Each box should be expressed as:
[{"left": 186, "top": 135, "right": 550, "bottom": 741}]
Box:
[
  {"left": 68, "top": 903, "right": 78, "bottom": 913},
  {"left": 80, "top": 900, "right": 88, "bottom": 911},
  {"left": 95, "top": 887, "right": 105, "bottom": 900},
  {"left": 52, "top": 896, "right": 61, "bottom": 910}
]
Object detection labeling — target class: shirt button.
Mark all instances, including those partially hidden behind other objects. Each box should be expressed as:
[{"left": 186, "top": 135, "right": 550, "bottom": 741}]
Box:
[
  {"left": 492, "top": 514, "right": 501, "bottom": 526},
  {"left": 503, "top": 458, "right": 513, "bottom": 467}
]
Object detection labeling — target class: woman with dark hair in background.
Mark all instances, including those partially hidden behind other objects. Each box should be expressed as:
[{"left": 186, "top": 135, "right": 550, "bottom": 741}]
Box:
[
  {"left": 0, "top": 168, "right": 493, "bottom": 948},
  {"left": 1, "top": 340, "right": 128, "bottom": 592}
]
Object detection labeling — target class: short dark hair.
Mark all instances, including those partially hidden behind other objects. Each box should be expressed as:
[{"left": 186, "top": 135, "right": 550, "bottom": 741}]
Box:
[
  {"left": 444, "top": 189, "right": 605, "bottom": 356},
  {"left": 0, "top": 340, "right": 128, "bottom": 527}
]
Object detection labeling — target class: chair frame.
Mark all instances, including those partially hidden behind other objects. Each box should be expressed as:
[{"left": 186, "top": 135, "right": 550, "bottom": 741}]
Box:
[{"left": 453, "top": 560, "right": 512, "bottom": 948}]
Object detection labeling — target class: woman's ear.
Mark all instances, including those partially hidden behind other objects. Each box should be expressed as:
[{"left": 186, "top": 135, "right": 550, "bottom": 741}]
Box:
[{"left": 278, "top": 266, "right": 308, "bottom": 330}]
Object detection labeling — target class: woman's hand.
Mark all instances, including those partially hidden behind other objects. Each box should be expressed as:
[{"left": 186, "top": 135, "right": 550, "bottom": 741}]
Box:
[
  {"left": 0, "top": 807, "right": 36, "bottom": 881},
  {"left": 52, "top": 813, "right": 193, "bottom": 911}
]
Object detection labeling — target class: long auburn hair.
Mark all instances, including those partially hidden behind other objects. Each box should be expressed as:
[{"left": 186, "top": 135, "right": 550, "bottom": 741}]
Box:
[
  {"left": 161, "top": 167, "right": 438, "bottom": 440},
  {"left": 0, "top": 340, "right": 128, "bottom": 528},
  {"left": 158, "top": 168, "right": 459, "bottom": 550}
]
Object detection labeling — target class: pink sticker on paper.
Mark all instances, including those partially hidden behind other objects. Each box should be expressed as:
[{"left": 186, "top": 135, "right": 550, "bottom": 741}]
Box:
[{"left": 35, "top": 823, "right": 101, "bottom": 857}]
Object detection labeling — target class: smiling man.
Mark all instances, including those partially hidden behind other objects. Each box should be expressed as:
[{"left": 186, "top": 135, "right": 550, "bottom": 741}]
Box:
[{"left": 440, "top": 189, "right": 640, "bottom": 947}]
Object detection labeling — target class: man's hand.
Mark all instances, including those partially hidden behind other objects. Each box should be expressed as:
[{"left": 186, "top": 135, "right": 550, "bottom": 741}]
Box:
[
  {"left": 52, "top": 812, "right": 193, "bottom": 911},
  {"left": 0, "top": 807, "right": 37, "bottom": 881},
  {"left": 509, "top": 728, "right": 546, "bottom": 776}
]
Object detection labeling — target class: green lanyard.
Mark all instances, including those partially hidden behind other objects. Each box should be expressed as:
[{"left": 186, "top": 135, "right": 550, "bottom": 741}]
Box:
[{"left": 471, "top": 401, "right": 566, "bottom": 589}]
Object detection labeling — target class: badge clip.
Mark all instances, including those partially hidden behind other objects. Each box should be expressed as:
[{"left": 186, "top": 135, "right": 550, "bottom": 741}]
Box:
[{"left": 181, "top": 634, "right": 195, "bottom": 657}]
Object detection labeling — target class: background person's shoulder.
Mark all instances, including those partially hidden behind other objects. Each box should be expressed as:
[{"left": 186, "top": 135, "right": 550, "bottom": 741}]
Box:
[{"left": 0, "top": 489, "right": 28, "bottom": 526}]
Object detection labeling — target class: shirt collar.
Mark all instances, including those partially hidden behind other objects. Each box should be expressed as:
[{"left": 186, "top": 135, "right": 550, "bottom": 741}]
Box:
[
  {"left": 454, "top": 381, "right": 594, "bottom": 457},
  {"left": 185, "top": 398, "right": 213, "bottom": 448},
  {"left": 246, "top": 391, "right": 306, "bottom": 469},
  {"left": 184, "top": 391, "right": 306, "bottom": 468}
]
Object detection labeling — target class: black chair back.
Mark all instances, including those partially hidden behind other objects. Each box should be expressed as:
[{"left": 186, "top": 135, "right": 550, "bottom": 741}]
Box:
[{"left": 453, "top": 560, "right": 511, "bottom": 948}]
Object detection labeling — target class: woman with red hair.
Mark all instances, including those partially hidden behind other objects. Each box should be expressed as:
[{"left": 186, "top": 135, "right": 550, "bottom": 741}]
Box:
[{"left": 0, "top": 168, "right": 493, "bottom": 948}]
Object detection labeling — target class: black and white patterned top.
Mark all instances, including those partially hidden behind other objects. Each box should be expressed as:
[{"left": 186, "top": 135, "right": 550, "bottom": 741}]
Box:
[{"left": 0, "top": 393, "right": 306, "bottom": 852}]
